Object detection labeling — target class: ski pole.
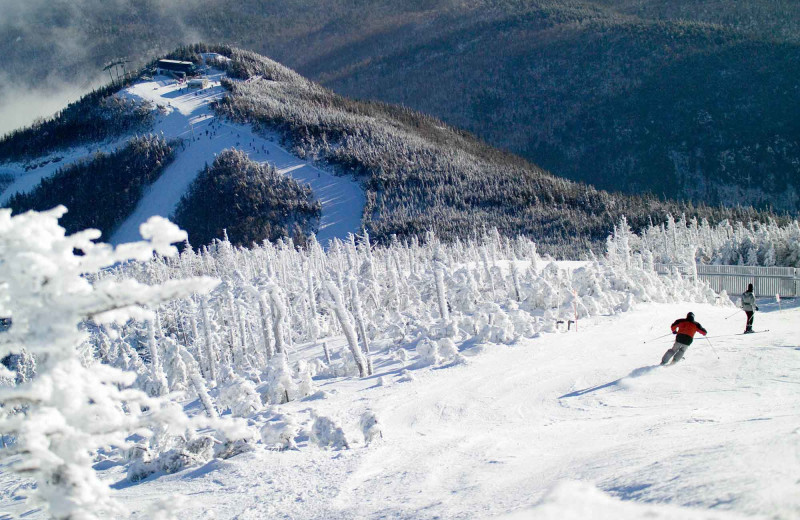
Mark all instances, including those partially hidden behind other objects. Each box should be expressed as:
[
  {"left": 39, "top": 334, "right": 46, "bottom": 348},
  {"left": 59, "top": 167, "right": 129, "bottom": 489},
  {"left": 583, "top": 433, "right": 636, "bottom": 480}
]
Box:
[
  {"left": 643, "top": 332, "right": 672, "bottom": 344},
  {"left": 724, "top": 309, "right": 742, "bottom": 320},
  {"left": 705, "top": 336, "right": 720, "bottom": 360}
]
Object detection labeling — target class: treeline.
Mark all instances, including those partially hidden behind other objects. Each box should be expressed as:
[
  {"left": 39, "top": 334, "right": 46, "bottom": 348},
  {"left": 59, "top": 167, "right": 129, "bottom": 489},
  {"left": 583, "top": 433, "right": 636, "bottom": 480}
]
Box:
[
  {"left": 632, "top": 215, "right": 800, "bottom": 267},
  {"left": 0, "top": 80, "right": 153, "bottom": 162},
  {"left": 7, "top": 136, "right": 174, "bottom": 239},
  {"left": 164, "top": 46, "right": 304, "bottom": 84},
  {"left": 173, "top": 149, "right": 320, "bottom": 248},
  {"left": 591, "top": 0, "right": 800, "bottom": 41},
  {"left": 193, "top": 44, "right": 773, "bottom": 256}
]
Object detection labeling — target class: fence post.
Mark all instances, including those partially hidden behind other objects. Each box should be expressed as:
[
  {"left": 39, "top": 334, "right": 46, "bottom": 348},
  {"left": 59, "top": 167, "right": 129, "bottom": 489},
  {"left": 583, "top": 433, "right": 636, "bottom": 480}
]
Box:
[{"left": 796, "top": 268, "right": 800, "bottom": 298}]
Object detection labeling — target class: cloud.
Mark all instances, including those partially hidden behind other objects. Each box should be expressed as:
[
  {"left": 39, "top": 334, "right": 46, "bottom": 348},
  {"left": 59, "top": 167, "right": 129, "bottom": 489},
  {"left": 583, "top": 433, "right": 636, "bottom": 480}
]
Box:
[
  {"left": 0, "top": 0, "right": 202, "bottom": 136},
  {"left": 0, "top": 75, "right": 105, "bottom": 137}
]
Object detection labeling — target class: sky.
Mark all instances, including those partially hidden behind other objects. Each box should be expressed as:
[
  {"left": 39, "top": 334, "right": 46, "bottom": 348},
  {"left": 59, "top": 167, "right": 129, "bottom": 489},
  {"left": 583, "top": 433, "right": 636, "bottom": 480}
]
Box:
[{"left": 0, "top": 0, "right": 200, "bottom": 136}]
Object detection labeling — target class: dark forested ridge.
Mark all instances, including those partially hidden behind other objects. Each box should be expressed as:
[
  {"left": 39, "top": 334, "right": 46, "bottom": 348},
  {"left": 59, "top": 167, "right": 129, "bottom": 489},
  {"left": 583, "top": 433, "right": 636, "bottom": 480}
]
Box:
[
  {"left": 173, "top": 149, "right": 321, "bottom": 248},
  {"left": 1, "top": 1, "right": 798, "bottom": 213},
  {"left": 196, "top": 45, "right": 770, "bottom": 254},
  {"left": 0, "top": 45, "right": 783, "bottom": 255},
  {"left": 319, "top": 8, "right": 800, "bottom": 213},
  {"left": 6, "top": 136, "right": 174, "bottom": 240}
]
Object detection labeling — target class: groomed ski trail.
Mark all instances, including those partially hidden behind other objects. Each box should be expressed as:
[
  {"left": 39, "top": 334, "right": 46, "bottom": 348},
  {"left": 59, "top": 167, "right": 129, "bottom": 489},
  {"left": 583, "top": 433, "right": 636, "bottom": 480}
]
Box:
[{"left": 110, "top": 67, "right": 364, "bottom": 245}]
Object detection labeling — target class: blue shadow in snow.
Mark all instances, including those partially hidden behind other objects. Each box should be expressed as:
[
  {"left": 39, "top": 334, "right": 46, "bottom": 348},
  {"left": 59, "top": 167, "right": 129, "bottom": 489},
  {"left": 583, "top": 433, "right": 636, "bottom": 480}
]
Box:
[
  {"left": 605, "top": 482, "right": 654, "bottom": 501},
  {"left": 110, "top": 458, "right": 227, "bottom": 489},
  {"left": 771, "top": 345, "right": 800, "bottom": 351},
  {"left": 111, "top": 471, "right": 164, "bottom": 490},
  {"left": 92, "top": 459, "right": 123, "bottom": 471},
  {"left": 559, "top": 366, "right": 660, "bottom": 399},
  {"left": 182, "top": 459, "right": 224, "bottom": 480}
]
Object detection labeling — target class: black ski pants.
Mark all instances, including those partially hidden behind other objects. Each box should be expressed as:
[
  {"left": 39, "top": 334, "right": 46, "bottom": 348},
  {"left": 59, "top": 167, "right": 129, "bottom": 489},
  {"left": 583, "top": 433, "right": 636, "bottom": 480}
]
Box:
[{"left": 745, "top": 311, "right": 754, "bottom": 332}]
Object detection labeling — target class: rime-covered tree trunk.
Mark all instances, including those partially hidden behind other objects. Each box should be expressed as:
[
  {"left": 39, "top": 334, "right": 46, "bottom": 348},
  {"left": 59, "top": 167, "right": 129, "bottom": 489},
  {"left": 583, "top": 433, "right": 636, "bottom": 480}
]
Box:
[
  {"left": 268, "top": 285, "right": 286, "bottom": 355},
  {"left": 511, "top": 262, "right": 522, "bottom": 302},
  {"left": 322, "top": 341, "right": 332, "bottom": 365},
  {"left": 147, "top": 317, "right": 169, "bottom": 396},
  {"left": 257, "top": 294, "right": 275, "bottom": 360},
  {"left": 237, "top": 306, "right": 251, "bottom": 370},
  {"left": 225, "top": 289, "right": 240, "bottom": 369},
  {"left": 349, "top": 279, "right": 373, "bottom": 376},
  {"left": 187, "top": 309, "right": 201, "bottom": 365},
  {"left": 325, "top": 281, "right": 367, "bottom": 377},
  {"left": 434, "top": 251, "right": 450, "bottom": 322},
  {"left": 179, "top": 346, "right": 218, "bottom": 418},
  {"left": 199, "top": 296, "right": 218, "bottom": 384},
  {"left": 307, "top": 270, "right": 320, "bottom": 346}
]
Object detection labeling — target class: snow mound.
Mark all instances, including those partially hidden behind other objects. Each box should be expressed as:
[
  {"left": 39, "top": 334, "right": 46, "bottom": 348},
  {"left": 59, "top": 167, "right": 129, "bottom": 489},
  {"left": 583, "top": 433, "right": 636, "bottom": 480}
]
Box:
[{"left": 310, "top": 413, "right": 349, "bottom": 450}]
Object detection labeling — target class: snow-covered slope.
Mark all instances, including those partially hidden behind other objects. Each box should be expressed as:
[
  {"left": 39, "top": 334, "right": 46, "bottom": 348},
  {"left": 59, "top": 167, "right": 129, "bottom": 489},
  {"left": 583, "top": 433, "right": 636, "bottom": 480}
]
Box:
[
  {"left": 110, "top": 65, "right": 364, "bottom": 245},
  {"left": 0, "top": 138, "right": 130, "bottom": 206},
  {"left": 0, "top": 214, "right": 796, "bottom": 519},
  {"left": 1, "top": 60, "right": 364, "bottom": 245},
  {"left": 7, "top": 299, "right": 786, "bottom": 519}
]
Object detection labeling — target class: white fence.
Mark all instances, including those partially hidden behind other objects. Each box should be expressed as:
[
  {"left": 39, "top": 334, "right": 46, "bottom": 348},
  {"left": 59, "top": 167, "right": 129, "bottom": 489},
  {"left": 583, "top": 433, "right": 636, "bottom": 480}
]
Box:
[{"left": 654, "top": 264, "right": 800, "bottom": 298}]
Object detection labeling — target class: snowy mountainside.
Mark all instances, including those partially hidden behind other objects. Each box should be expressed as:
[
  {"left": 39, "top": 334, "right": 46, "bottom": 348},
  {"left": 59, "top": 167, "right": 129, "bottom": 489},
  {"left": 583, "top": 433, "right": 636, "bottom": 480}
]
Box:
[
  {"left": 1, "top": 53, "right": 364, "bottom": 247},
  {"left": 108, "top": 59, "right": 363, "bottom": 246},
  {"left": 2, "top": 2, "right": 800, "bottom": 214},
  {"left": 1, "top": 45, "right": 775, "bottom": 254}
]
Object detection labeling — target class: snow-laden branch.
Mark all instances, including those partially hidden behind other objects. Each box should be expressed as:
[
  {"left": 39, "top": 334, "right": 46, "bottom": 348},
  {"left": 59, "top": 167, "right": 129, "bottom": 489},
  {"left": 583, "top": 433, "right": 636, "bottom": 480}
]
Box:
[{"left": 0, "top": 208, "right": 221, "bottom": 520}]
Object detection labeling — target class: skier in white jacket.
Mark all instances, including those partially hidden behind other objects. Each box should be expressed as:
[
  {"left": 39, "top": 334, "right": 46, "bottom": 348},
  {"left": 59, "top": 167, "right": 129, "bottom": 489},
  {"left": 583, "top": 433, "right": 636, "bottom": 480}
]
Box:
[{"left": 740, "top": 283, "right": 758, "bottom": 334}]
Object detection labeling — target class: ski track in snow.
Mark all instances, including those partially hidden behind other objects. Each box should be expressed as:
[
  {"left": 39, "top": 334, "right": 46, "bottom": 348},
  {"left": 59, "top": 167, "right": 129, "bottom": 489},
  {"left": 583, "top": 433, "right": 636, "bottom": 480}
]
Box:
[
  {"left": 4, "top": 300, "right": 795, "bottom": 519},
  {"left": 1, "top": 64, "right": 364, "bottom": 246}
]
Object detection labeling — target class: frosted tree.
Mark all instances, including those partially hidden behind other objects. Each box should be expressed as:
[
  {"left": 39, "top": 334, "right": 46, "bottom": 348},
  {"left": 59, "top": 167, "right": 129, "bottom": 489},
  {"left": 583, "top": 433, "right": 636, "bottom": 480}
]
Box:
[
  {"left": 161, "top": 336, "right": 189, "bottom": 393},
  {"left": 146, "top": 316, "right": 169, "bottom": 396},
  {"left": 198, "top": 295, "right": 218, "bottom": 384},
  {"left": 0, "top": 208, "right": 218, "bottom": 520},
  {"left": 267, "top": 283, "right": 287, "bottom": 356},
  {"left": 262, "top": 352, "right": 298, "bottom": 404},
  {"left": 307, "top": 270, "right": 320, "bottom": 346},
  {"left": 349, "top": 278, "right": 373, "bottom": 376},
  {"left": 433, "top": 247, "right": 450, "bottom": 322},
  {"left": 178, "top": 345, "right": 217, "bottom": 419},
  {"left": 324, "top": 281, "right": 368, "bottom": 377},
  {"left": 217, "top": 367, "right": 261, "bottom": 417}
]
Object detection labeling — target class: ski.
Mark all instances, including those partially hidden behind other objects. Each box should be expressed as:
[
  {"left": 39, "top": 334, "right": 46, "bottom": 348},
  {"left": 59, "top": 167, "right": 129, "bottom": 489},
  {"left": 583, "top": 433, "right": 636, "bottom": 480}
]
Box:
[{"left": 736, "top": 330, "right": 770, "bottom": 336}]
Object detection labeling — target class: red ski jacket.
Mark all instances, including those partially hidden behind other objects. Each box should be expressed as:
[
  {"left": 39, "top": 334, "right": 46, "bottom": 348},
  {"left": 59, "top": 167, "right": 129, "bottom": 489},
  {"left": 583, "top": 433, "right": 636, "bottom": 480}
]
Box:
[{"left": 671, "top": 318, "right": 707, "bottom": 345}]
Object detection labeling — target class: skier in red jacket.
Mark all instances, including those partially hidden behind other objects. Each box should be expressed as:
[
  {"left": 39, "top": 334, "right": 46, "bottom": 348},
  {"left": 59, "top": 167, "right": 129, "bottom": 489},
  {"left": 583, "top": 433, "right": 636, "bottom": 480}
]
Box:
[{"left": 661, "top": 312, "right": 707, "bottom": 365}]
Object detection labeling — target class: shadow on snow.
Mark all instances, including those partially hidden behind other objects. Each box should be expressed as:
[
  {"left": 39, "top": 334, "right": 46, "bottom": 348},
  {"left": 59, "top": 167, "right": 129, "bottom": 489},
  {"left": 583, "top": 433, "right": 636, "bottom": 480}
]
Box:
[{"left": 558, "top": 365, "right": 661, "bottom": 399}]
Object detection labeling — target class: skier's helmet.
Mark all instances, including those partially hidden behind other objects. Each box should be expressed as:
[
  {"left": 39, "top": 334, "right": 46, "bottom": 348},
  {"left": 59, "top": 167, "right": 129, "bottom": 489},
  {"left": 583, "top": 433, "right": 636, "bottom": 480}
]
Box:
[
  {"left": 686, "top": 312, "right": 695, "bottom": 321},
  {"left": 747, "top": 283, "right": 754, "bottom": 292}
]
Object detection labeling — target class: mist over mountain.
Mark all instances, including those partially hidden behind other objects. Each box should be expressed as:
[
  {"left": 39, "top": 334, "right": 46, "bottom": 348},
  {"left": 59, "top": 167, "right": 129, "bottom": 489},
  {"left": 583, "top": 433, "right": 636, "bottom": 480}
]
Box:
[{"left": 1, "top": 1, "right": 798, "bottom": 212}]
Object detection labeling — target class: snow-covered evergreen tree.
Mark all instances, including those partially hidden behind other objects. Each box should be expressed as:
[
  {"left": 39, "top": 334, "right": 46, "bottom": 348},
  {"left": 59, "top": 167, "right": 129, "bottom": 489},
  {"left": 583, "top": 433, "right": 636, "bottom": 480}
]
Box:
[{"left": 0, "top": 208, "right": 218, "bottom": 519}]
